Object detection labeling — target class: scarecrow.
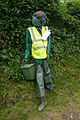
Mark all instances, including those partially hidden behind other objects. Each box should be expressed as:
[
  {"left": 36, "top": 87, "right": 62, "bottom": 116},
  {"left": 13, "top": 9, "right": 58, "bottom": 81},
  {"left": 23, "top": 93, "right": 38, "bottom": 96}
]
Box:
[{"left": 25, "top": 11, "right": 53, "bottom": 111}]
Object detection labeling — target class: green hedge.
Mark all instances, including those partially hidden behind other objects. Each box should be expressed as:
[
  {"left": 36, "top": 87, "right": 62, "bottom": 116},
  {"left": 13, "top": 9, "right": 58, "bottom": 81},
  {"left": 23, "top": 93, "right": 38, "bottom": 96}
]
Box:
[{"left": 0, "top": 0, "right": 80, "bottom": 80}]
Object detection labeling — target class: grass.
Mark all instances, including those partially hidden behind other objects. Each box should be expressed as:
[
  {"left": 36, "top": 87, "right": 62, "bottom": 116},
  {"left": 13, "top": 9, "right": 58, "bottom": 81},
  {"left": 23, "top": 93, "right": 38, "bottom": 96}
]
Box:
[{"left": 0, "top": 54, "right": 80, "bottom": 120}]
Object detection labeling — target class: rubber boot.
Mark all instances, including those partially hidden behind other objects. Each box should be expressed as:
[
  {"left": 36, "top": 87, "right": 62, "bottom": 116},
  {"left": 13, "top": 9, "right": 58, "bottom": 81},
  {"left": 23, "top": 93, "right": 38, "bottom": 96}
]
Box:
[{"left": 38, "top": 97, "right": 47, "bottom": 111}]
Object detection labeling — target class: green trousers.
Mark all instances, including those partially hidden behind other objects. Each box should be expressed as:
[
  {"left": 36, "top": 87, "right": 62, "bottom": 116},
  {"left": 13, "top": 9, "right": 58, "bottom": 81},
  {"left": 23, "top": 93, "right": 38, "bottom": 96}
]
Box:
[{"left": 36, "top": 59, "right": 53, "bottom": 97}]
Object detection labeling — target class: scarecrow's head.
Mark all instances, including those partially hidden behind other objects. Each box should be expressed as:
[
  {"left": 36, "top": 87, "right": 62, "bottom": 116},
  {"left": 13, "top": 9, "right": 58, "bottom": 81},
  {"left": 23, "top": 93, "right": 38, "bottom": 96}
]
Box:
[{"left": 32, "top": 11, "right": 47, "bottom": 26}]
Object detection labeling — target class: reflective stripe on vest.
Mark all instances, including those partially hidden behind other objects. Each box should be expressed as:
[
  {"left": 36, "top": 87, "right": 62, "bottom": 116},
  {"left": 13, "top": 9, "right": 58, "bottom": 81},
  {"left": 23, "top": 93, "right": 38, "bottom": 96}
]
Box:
[{"left": 28, "top": 26, "right": 48, "bottom": 59}]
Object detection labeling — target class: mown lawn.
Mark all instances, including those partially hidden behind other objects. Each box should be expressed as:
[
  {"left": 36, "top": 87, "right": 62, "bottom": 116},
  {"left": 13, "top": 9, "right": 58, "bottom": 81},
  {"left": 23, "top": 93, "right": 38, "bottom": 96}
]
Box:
[{"left": 0, "top": 54, "right": 80, "bottom": 120}]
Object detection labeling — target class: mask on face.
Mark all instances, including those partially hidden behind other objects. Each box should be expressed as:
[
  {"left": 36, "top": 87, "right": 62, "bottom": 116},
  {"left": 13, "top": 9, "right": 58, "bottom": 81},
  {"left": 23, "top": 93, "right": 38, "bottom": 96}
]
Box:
[
  {"left": 32, "top": 16, "right": 46, "bottom": 26},
  {"left": 32, "top": 16, "right": 41, "bottom": 26}
]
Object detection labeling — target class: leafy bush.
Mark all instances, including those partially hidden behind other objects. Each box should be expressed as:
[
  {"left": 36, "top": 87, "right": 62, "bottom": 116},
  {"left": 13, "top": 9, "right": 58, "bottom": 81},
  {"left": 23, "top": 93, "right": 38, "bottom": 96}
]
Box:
[{"left": 0, "top": 0, "right": 80, "bottom": 80}]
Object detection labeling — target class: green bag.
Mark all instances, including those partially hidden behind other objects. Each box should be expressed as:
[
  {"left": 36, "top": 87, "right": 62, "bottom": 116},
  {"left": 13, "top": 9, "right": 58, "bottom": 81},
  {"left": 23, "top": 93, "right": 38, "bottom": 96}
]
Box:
[{"left": 21, "top": 64, "right": 35, "bottom": 80}]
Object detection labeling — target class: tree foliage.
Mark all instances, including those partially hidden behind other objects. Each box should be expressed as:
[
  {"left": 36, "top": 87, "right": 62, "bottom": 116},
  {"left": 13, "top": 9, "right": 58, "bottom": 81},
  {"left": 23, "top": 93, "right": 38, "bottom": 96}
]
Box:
[{"left": 0, "top": 0, "right": 80, "bottom": 80}]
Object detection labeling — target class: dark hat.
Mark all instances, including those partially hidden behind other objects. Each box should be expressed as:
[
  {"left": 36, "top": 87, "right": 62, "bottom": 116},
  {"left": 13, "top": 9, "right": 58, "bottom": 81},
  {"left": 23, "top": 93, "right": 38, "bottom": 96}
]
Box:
[{"left": 33, "top": 11, "right": 47, "bottom": 19}]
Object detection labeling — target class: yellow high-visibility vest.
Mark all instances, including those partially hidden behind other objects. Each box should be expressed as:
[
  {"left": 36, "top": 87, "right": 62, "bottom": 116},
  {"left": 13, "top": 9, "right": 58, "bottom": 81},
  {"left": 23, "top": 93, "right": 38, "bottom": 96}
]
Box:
[{"left": 28, "top": 26, "right": 48, "bottom": 59}]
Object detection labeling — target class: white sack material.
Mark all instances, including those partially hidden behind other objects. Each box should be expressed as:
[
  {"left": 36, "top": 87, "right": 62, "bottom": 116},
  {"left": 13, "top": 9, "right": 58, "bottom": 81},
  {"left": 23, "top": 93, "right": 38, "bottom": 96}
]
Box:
[{"left": 41, "top": 30, "right": 51, "bottom": 41}]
